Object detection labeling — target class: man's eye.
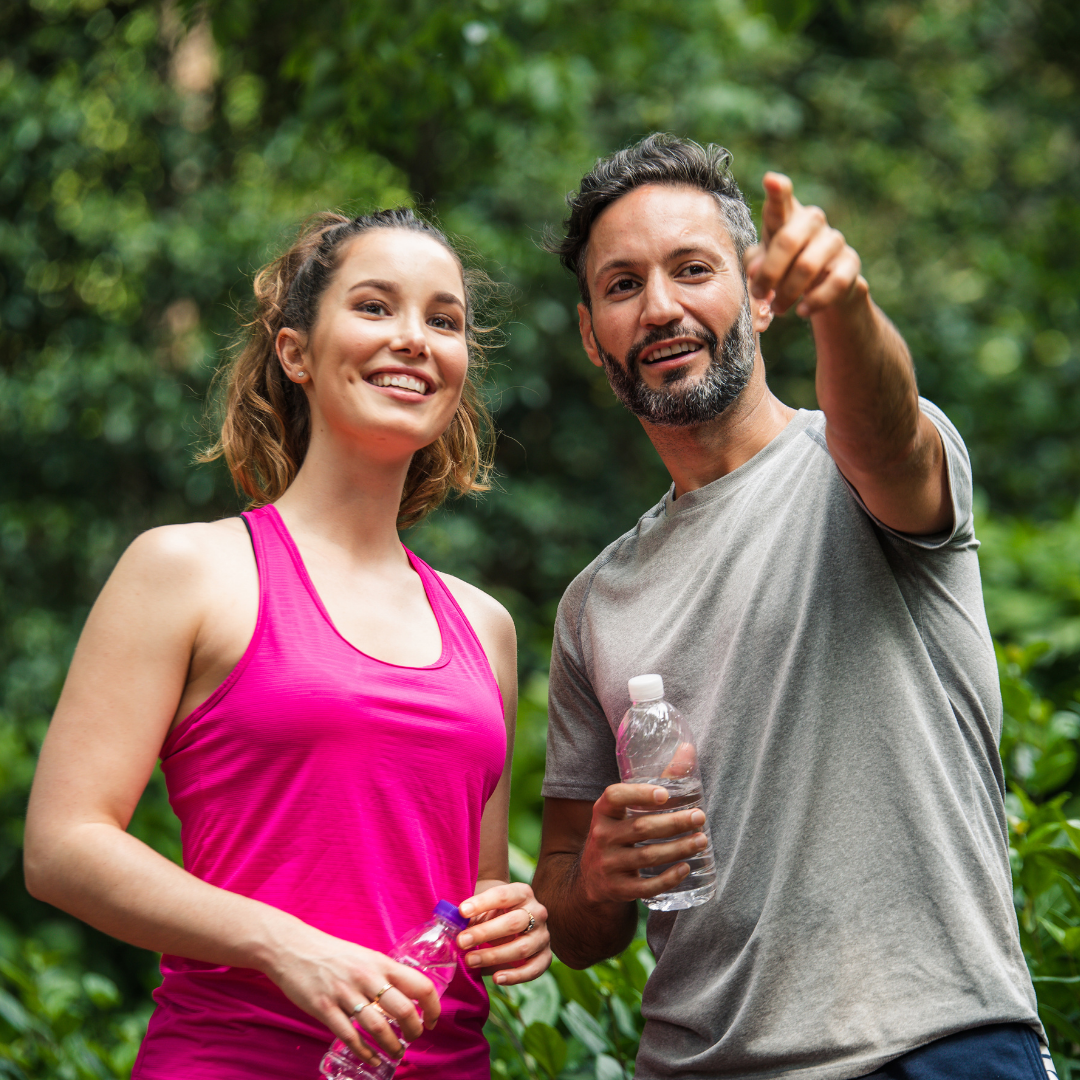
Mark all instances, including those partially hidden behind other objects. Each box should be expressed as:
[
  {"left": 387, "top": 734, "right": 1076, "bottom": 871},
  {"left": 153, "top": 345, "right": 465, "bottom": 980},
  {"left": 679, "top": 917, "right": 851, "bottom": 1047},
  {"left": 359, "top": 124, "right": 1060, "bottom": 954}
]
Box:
[
  {"left": 682, "top": 263, "right": 709, "bottom": 277},
  {"left": 610, "top": 277, "right": 638, "bottom": 294}
]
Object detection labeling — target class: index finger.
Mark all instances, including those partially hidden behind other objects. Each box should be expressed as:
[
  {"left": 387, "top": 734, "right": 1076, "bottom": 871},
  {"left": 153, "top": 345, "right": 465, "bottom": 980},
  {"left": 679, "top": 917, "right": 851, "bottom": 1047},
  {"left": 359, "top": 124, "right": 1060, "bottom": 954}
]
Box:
[
  {"left": 388, "top": 962, "right": 441, "bottom": 1030},
  {"left": 459, "top": 882, "right": 529, "bottom": 920},
  {"left": 761, "top": 172, "right": 799, "bottom": 242},
  {"left": 596, "top": 783, "right": 670, "bottom": 816}
]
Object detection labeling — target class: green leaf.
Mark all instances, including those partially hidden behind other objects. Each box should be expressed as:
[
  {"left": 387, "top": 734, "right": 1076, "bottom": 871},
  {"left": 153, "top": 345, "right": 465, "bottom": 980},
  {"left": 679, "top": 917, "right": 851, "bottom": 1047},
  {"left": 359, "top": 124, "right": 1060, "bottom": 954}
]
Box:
[
  {"left": 618, "top": 947, "right": 648, "bottom": 995},
  {"left": 507, "top": 843, "right": 537, "bottom": 884},
  {"left": 595, "top": 1052, "right": 627, "bottom": 1080},
  {"left": 1028, "top": 846, "right": 1080, "bottom": 882},
  {"left": 562, "top": 999, "right": 612, "bottom": 1055},
  {"left": 517, "top": 971, "right": 560, "bottom": 1029},
  {"left": 522, "top": 1021, "right": 567, "bottom": 1079},
  {"left": 0, "top": 988, "right": 37, "bottom": 1035},
  {"left": 747, "top": 0, "right": 822, "bottom": 32},
  {"left": 1063, "top": 820, "right": 1080, "bottom": 851},
  {"left": 1038, "top": 917, "right": 1069, "bottom": 949},
  {"left": 611, "top": 994, "right": 639, "bottom": 1040},
  {"left": 1063, "top": 927, "right": 1080, "bottom": 955},
  {"left": 636, "top": 944, "right": 656, "bottom": 980},
  {"left": 1039, "top": 1003, "right": 1080, "bottom": 1046},
  {"left": 81, "top": 974, "right": 119, "bottom": 1010},
  {"left": 551, "top": 960, "right": 602, "bottom": 1017}
]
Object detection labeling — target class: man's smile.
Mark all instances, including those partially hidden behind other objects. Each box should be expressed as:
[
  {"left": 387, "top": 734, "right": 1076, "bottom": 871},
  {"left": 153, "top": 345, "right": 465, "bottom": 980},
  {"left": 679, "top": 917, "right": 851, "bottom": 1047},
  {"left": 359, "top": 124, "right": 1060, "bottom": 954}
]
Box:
[{"left": 640, "top": 339, "right": 704, "bottom": 365}]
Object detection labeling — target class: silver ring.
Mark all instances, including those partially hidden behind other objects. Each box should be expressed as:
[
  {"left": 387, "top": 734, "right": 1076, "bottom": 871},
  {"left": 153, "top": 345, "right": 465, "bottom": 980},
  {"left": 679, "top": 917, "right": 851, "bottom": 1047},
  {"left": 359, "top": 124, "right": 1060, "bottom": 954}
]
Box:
[
  {"left": 351, "top": 1000, "right": 372, "bottom": 1017},
  {"left": 524, "top": 911, "right": 536, "bottom": 935}
]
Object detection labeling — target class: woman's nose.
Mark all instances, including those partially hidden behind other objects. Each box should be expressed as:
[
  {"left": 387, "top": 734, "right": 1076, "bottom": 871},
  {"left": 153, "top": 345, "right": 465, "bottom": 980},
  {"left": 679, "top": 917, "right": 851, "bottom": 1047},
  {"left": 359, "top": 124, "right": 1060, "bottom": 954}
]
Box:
[{"left": 391, "top": 311, "right": 429, "bottom": 356}]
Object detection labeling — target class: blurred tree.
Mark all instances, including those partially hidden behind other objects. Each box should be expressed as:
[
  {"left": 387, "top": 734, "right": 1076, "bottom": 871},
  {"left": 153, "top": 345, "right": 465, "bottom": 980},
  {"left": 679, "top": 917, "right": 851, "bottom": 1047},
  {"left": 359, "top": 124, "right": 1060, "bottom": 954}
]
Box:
[{"left": 1, "top": 0, "right": 1078, "bottom": 1073}]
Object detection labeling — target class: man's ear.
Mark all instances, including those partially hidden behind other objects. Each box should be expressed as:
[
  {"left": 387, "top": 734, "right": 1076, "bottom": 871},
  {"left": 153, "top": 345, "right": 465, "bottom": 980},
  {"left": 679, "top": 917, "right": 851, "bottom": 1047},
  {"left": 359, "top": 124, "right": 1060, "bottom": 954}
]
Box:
[
  {"left": 276, "top": 327, "right": 309, "bottom": 383},
  {"left": 751, "top": 293, "right": 775, "bottom": 334},
  {"left": 578, "top": 303, "right": 603, "bottom": 369}
]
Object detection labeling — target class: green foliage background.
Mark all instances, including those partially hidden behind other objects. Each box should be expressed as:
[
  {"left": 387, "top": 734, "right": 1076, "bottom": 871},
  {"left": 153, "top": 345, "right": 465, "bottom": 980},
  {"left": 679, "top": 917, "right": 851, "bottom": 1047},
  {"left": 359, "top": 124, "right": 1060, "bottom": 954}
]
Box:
[{"left": 1, "top": 0, "right": 1078, "bottom": 1075}]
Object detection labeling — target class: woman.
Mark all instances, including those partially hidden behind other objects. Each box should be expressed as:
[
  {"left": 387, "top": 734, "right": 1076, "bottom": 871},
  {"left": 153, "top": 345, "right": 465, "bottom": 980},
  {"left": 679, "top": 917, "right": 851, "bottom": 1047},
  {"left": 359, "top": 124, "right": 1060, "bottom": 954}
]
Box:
[{"left": 24, "top": 209, "right": 551, "bottom": 1079}]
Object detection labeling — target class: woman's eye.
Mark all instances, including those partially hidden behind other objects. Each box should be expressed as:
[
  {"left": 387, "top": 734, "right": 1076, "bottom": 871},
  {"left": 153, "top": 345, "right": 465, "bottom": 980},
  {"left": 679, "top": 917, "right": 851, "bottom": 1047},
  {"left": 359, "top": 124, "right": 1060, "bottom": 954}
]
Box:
[
  {"left": 430, "top": 314, "right": 459, "bottom": 331},
  {"left": 358, "top": 300, "right": 387, "bottom": 315}
]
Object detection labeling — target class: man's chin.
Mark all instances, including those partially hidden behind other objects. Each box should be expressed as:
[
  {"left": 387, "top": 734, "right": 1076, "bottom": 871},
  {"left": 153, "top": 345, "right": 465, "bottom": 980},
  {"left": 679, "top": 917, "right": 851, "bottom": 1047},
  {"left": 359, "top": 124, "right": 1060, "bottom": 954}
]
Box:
[{"left": 638, "top": 359, "right": 701, "bottom": 389}]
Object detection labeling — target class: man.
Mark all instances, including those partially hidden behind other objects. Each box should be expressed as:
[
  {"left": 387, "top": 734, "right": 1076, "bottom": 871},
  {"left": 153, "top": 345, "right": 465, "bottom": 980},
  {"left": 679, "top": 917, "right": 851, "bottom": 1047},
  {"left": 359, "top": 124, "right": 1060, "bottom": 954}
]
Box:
[{"left": 532, "top": 134, "right": 1051, "bottom": 1080}]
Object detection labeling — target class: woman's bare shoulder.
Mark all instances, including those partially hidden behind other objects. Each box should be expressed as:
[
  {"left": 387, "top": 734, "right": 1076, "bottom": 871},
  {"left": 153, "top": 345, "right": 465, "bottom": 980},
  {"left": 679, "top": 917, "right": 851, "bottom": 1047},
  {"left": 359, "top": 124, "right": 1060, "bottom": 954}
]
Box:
[
  {"left": 127, "top": 516, "right": 248, "bottom": 559},
  {"left": 436, "top": 573, "right": 515, "bottom": 643},
  {"left": 114, "top": 517, "right": 253, "bottom": 596}
]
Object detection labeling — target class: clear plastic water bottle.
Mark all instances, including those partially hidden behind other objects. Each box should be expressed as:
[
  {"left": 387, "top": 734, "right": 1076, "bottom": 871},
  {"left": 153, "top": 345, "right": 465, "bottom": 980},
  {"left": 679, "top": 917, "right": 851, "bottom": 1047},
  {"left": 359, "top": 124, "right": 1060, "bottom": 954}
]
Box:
[
  {"left": 617, "top": 674, "right": 716, "bottom": 911},
  {"left": 319, "top": 901, "right": 467, "bottom": 1080}
]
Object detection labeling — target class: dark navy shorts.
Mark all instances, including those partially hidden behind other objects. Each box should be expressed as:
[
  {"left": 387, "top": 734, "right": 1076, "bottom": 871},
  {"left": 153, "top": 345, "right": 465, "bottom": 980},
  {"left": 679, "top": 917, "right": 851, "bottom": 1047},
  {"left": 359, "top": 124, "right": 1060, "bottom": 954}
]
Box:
[{"left": 861, "top": 1023, "right": 1055, "bottom": 1079}]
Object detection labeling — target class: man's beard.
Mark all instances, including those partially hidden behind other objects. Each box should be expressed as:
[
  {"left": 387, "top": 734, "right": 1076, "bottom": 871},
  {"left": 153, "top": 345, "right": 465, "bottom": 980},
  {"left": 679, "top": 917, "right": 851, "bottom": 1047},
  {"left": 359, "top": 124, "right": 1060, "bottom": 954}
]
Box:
[{"left": 595, "top": 299, "right": 756, "bottom": 427}]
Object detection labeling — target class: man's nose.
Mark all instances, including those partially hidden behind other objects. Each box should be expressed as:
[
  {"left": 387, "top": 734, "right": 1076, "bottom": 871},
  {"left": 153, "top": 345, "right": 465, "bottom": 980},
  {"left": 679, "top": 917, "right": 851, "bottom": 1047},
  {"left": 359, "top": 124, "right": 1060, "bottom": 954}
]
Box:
[{"left": 640, "top": 273, "right": 683, "bottom": 328}]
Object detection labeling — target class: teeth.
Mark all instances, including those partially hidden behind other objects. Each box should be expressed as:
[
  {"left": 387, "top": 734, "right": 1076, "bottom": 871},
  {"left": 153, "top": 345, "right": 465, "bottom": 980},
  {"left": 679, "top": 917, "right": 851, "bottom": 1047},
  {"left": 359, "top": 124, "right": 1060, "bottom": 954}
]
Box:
[
  {"left": 650, "top": 343, "right": 697, "bottom": 361},
  {"left": 369, "top": 373, "right": 427, "bottom": 394}
]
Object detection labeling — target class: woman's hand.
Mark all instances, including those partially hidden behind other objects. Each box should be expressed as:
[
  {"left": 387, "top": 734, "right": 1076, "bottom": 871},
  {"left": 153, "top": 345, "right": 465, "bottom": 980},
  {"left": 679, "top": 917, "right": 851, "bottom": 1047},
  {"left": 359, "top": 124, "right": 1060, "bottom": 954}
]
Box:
[
  {"left": 457, "top": 882, "right": 552, "bottom": 985},
  {"left": 265, "top": 925, "right": 441, "bottom": 1067}
]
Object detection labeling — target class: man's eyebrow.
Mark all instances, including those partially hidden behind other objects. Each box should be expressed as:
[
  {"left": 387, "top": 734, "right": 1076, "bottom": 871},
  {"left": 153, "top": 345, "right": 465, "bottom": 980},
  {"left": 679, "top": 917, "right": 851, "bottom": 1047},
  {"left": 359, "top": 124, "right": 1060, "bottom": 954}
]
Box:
[
  {"left": 593, "top": 258, "right": 636, "bottom": 281},
  {"left": 347, "top": 280, "right": 464, "bottom": 309},
  {"left": 666, "top": 245, "right": 725, "bottom": 263}
]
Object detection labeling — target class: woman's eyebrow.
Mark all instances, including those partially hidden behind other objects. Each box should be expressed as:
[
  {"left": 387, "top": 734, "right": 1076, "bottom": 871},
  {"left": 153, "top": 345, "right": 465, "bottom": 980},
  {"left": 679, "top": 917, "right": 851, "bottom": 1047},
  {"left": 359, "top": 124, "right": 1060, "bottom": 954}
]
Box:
[
  {"left": 432, "top": 292, "right": 465, "bottom": 310},
  {"left": 347, "top": 278, "right": 399, "bottom": 294}
]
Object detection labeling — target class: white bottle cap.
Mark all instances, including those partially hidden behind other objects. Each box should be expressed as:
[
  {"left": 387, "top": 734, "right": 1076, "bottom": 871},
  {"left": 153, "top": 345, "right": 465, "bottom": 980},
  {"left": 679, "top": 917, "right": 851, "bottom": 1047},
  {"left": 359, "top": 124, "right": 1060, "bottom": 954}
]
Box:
[{"left": 628, "top": 674, "right": 664, "bottom": 703}]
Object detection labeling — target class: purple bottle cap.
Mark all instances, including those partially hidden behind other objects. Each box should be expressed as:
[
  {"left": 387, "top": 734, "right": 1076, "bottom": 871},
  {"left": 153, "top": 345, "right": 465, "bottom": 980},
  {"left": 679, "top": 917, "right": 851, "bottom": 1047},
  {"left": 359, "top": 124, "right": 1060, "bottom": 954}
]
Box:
[{"left": 434, "top": 900, "right": 469, "bottom": 930}]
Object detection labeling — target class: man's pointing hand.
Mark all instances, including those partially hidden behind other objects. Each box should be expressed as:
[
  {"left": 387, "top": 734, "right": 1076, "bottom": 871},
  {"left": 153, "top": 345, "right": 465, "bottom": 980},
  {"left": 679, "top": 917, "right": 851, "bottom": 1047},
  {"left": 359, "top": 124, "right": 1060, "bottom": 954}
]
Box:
[{"left": 744, "top": 171, "right": 866, "bottom": 319}]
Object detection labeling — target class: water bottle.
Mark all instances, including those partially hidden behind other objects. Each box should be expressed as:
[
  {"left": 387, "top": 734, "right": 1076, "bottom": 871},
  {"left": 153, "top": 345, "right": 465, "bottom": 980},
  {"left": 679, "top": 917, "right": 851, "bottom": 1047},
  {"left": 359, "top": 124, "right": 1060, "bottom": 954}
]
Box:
[
  {"left": 617, "top": 674, "right": 716, "bottom": 911},
  {"left": 319, "top": 900, "right": 468, "bottom": 1079}
]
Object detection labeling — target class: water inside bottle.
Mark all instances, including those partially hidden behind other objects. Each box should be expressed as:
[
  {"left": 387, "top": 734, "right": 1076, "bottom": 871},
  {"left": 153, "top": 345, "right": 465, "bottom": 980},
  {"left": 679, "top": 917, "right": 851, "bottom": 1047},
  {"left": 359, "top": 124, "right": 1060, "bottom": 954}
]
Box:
[{"left": 626, "top": 777, "right": 716, "bottom": 911}]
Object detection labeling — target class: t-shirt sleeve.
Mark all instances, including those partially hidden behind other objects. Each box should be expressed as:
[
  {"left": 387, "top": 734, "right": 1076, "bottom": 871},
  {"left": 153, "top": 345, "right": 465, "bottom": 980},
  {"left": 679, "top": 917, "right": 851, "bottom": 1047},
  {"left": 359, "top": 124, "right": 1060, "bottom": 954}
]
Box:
[
  {"left": 542, "top": 574, "right": 621, "bottom": 802},
  {"left": 841, "top": 397, "right": 975, "bottom": 551}
]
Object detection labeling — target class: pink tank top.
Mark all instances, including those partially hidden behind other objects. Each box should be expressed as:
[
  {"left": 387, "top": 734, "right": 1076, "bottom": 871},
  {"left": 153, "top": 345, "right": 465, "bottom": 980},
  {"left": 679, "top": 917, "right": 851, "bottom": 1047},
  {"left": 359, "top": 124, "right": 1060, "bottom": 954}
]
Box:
[{"left": 132, "top": 505, "right": 506, "bottom": 1080}]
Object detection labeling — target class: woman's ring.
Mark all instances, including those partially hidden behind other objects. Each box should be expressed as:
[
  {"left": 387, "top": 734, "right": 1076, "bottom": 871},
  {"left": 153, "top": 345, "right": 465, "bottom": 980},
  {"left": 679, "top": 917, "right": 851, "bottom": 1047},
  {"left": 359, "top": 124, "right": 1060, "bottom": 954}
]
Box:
[
  {"left": 351, "top": 1000, "right": 372, "bottom": 1017},
  {"left": 524, "top": 912, "right": 536, "bottom": 935},
  {"left": 371, "top": 982, "right": 393, "bottom": 1005}
]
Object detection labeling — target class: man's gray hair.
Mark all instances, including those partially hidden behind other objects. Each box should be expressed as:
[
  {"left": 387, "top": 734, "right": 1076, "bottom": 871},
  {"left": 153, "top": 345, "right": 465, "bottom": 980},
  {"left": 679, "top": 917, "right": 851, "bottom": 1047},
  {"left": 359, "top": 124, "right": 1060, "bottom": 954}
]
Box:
[{"left": 545, "top": 133, "right": 758, "bottom": 307}]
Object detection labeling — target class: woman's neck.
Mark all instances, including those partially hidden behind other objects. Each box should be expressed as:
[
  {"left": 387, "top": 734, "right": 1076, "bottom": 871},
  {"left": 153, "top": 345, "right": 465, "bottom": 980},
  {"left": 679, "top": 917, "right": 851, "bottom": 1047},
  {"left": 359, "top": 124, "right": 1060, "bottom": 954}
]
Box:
[{"left": 272, "top": 431, "right": 413, "bottom": 565}]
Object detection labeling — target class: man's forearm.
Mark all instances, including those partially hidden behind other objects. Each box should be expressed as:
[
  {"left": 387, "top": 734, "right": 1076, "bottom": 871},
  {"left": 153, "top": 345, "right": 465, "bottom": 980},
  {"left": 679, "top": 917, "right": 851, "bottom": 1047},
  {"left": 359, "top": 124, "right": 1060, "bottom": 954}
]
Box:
[
  {"left": 532, "top": 852, "right": 637, "bottom": 969},
  {"left": 812, "top": 281, "right": 921, "bottom": 471}
]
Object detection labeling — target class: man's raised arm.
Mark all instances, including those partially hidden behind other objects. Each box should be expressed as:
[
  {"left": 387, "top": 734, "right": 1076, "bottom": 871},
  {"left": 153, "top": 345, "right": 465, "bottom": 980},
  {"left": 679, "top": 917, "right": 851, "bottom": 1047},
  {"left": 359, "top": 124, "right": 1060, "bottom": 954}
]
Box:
[
  {"left": 744, "top": 172, "right": 952, "bottom": 536},
  {"left": 533, "top": 785, "right": 708, "bottom": 969}
]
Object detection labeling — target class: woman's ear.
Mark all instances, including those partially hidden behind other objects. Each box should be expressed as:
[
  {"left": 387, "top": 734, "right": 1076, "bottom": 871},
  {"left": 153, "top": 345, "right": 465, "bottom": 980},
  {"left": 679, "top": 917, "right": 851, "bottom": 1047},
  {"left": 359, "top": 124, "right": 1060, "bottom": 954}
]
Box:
[{"left": 276, "top": 328, "right": 310, "bottom": 383}]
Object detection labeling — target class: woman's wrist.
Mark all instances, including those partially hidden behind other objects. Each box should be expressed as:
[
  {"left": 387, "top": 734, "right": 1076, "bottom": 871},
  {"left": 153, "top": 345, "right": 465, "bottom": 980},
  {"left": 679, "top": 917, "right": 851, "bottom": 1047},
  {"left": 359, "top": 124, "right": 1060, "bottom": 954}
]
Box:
[{"left": 242, "top": 904, "right": 320, "bottom": 980}]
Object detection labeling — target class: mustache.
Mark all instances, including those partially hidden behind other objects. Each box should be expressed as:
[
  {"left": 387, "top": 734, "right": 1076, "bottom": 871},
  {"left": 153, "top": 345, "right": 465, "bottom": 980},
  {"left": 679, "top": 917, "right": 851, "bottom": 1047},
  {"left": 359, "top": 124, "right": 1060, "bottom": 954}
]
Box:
[{"left": 624, "top": 322, "right": 720, "bottom": 376}]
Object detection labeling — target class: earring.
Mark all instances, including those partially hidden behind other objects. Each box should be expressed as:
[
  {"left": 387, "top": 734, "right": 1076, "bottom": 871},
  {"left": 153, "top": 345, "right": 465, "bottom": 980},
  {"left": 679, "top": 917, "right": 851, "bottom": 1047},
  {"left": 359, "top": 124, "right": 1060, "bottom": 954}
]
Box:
[{"left": 296, "top": 370, "right": 306, "bottom": 380}]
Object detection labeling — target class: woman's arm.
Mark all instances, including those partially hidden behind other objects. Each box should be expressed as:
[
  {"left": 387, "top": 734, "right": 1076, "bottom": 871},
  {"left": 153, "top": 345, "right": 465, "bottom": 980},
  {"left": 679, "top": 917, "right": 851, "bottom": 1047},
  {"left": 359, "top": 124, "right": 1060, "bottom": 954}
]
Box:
[
  {"left": 24, "top": 524, "right": 438, "bottom": 1067},
  {"left": 436, "top": 576, "right": 552, "bottom": 984}
]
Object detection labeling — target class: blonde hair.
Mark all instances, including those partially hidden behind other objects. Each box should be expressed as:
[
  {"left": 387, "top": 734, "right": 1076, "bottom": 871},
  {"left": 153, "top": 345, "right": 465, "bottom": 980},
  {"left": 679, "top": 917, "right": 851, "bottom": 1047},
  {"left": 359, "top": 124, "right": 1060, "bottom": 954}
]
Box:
[{"left": 202, "top": 209, "right": 495, "bottom": 528}]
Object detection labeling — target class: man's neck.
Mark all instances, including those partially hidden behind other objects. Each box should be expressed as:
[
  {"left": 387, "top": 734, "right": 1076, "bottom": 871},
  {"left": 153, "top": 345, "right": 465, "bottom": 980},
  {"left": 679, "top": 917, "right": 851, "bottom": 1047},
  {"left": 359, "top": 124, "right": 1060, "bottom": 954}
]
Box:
[{"left": 641, "top": 363, "right": 797, "bottom": 498}]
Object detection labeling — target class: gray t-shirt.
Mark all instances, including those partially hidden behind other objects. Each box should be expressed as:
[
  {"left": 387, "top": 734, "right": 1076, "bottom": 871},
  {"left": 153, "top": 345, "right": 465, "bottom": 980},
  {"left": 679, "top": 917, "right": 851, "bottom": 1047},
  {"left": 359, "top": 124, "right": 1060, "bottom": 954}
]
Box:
[{"left": 543, "top": 402, "right": 1041, "bottom": 1079}]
